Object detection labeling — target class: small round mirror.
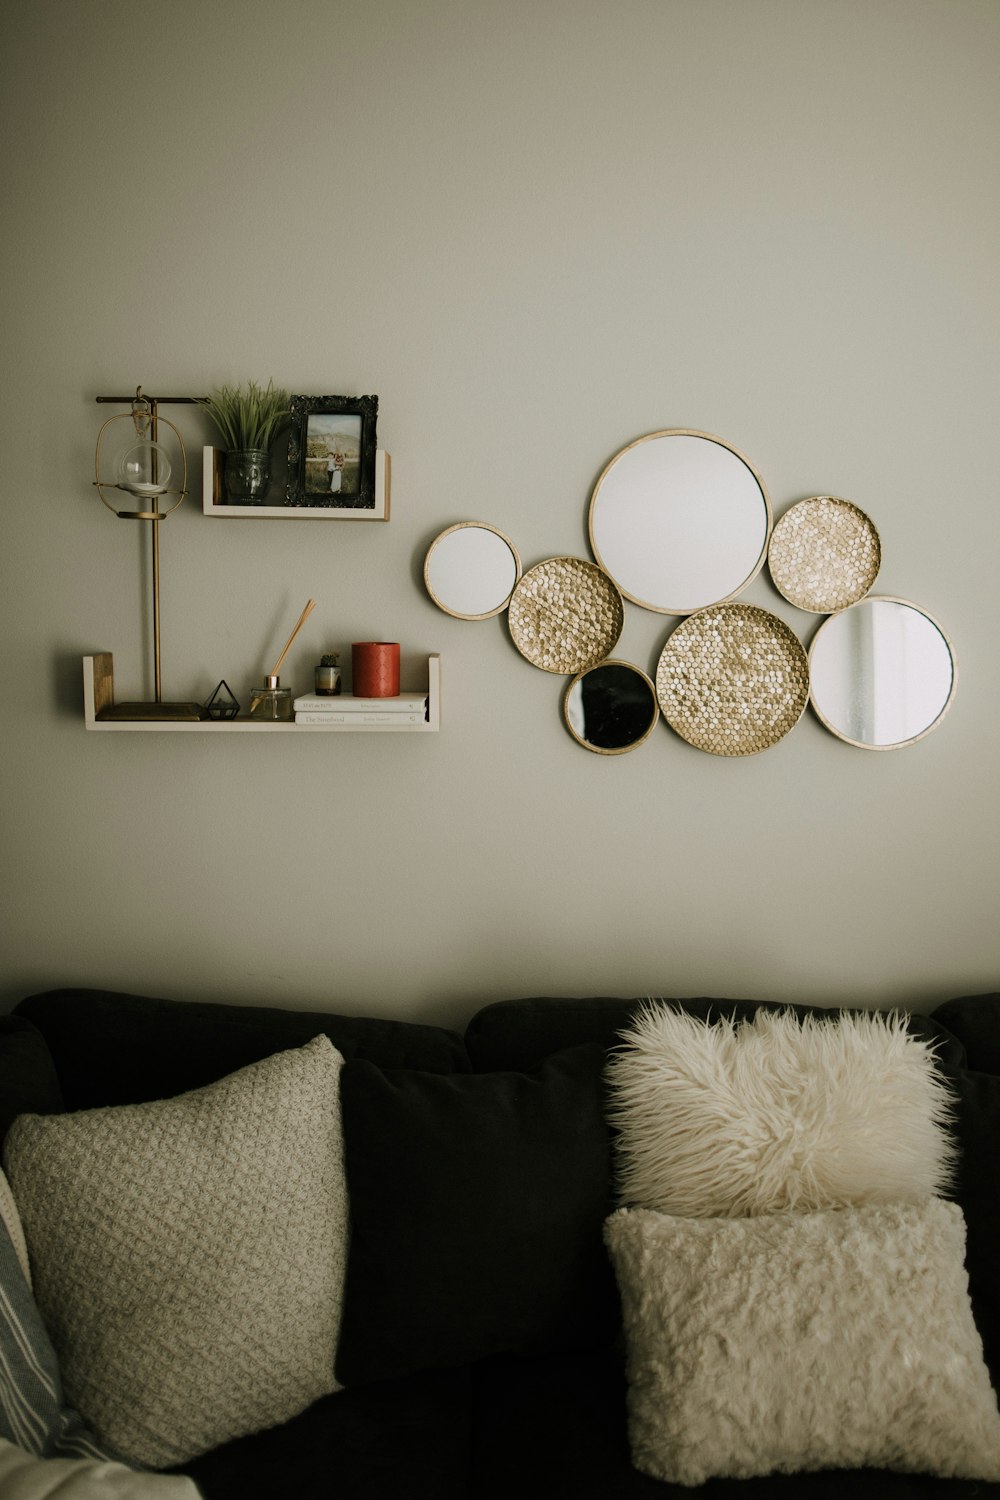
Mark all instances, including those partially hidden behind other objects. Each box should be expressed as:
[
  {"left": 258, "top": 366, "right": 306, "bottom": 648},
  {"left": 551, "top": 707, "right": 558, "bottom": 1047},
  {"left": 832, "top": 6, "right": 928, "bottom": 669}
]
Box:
[
  {"left": 564, "top": 660, "right": 659, "bottom": 754},
  {"left": 809, "top": 596, "right": 955, "bottom": 749},
  {"left": 424, "top": 522, "right": 521, "bottom": 620},
  {"left": 589, "top": 429, "right": 771, "bottom": 615}
]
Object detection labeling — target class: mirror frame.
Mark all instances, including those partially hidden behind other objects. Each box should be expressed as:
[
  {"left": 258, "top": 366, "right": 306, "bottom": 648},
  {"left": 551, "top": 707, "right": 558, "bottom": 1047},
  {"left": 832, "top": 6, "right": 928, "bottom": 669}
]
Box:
[
  {"left": 588, "top": 428, "right": 773, "bottom": 615},
  {"left": 808, "top": 595, "right": 957, "bottom": 750},
  {"left": 562, "top": 658, "right": 660, "bottom": 755},
  {"left": 424, "top": 521, "right": 522, "bottom": 620}
]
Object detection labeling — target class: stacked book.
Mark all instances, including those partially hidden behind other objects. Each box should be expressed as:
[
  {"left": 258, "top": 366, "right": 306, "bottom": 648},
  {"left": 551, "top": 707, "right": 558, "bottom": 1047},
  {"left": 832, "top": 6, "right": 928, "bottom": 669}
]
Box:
[{"left": 293, "top": 692, "right": 429, "bottom": 727}]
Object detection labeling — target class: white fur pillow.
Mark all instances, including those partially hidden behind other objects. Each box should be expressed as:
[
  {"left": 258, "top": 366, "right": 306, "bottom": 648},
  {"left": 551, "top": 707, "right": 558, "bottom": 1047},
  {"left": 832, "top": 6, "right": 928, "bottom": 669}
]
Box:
[
  {"left": 605, "top": 1200, "right": 1000, "bottom": 1487},
  {"left": 4, "top": 1036, "right": 347, "bottom": 1470},
  {"left": 607, "top": 1006, "right": 955, "bottom": 1215}
]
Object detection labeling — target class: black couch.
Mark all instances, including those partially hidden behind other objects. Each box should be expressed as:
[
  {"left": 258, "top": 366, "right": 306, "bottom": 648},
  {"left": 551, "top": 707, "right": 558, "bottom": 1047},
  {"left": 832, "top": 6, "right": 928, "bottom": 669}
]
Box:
[{"left": 3, "top": 986, "right": 999, "bottom": 1499}]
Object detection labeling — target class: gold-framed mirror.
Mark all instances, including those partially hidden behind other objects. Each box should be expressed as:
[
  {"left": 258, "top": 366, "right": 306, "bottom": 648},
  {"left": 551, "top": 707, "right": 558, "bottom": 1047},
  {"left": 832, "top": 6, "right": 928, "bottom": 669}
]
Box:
[
  {"left": 808, "top": 596, "right": 956, "bottom": 749},
  {"left": 563, "top": 659, "right": 659, "bottom": 754},
  {"left": 424, "top": 521, "right": 522, "bottom": 620},
  {"left": 588, "top": 429, "right": 772, "bottom": 615}
]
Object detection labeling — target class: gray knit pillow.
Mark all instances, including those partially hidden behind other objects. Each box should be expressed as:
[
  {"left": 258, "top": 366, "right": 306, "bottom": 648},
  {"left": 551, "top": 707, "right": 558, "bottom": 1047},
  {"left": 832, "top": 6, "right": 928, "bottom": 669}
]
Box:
[{"left": 4, "top": 1035, "right": 347, "bottom": 1469}]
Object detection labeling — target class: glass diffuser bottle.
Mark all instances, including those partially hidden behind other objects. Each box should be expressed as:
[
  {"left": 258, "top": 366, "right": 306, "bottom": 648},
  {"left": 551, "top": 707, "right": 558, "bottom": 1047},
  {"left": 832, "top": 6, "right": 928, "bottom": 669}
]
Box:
[{"left": 249, "top": 674, "right": 292, "bottom": 720}]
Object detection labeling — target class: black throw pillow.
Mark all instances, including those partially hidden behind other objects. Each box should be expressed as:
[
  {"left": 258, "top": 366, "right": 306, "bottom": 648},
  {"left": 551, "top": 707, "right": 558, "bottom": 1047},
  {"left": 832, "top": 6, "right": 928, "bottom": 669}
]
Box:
[
  {"left": 335, "top": 1042, "right": 618, "bottom": 1386},
  {"left": 0, "top": 1015, "right": 64, "bottom": 1147}
]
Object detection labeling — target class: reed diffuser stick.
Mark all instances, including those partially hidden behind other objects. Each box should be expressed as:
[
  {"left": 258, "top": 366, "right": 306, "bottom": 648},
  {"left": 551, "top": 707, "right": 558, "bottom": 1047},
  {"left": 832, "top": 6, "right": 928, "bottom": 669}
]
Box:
[{"left": 270, "top": 598, "right": 316, "bottom": 678}]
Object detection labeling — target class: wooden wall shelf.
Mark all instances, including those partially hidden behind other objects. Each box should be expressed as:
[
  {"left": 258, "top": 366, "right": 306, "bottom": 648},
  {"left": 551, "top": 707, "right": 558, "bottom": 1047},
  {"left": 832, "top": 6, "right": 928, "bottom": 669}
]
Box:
[{"left": 83, "top": 654, "right": 440, "bottom": 732}]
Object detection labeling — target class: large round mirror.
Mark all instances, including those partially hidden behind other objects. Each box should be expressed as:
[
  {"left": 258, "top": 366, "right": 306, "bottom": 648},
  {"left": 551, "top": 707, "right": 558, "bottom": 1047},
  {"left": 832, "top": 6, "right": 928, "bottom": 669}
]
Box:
[
  {"left": 809, "top": 597, "right": 955, "bottom": 749},
  {"left": 563, "top": 660, "right": 659, "bottom": 754},
  {"left": 588, "top": 429, "right": 772, "bottom": 615},
  {"left": 424, "top": 522, "right": 521, "bottom": 619}
]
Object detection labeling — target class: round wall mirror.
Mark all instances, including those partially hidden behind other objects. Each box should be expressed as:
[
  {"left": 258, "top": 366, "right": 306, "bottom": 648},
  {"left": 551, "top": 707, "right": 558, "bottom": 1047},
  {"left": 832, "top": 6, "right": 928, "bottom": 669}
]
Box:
[
  {"left": 563, "top": 660, "right": 659, "bottom": 754},
  {"left": 588, "top": 429, "right": 772, "bottom": 615},
  {"left": 809, "top": 596, "right": 955, "bottom": 749},
  {"left": 424, "top": 522, "right": 521, "bottom": 619}
]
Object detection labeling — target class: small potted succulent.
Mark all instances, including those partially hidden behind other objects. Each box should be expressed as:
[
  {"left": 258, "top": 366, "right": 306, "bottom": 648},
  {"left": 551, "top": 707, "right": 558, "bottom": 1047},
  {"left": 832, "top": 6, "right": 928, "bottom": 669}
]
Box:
[
  {"left": 315, "top": 652, "right": 342, "bottom": 695},
  {"left": 198, "top": 380, "right": 290, "bottom": 505}
]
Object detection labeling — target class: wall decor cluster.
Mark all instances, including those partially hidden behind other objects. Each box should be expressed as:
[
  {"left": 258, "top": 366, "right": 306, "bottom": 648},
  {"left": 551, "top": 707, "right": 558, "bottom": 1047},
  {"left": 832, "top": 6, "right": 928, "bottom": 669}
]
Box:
[{"left": 423, "top": 428, "right": 956, "bottom": 757}]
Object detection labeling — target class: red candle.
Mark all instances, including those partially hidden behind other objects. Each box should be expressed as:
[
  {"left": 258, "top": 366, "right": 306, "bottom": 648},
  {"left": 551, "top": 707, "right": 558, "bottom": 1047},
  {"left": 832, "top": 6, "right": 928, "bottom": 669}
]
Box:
[{"left": 352, "top": 642, "right": 400, "bottom": 697}]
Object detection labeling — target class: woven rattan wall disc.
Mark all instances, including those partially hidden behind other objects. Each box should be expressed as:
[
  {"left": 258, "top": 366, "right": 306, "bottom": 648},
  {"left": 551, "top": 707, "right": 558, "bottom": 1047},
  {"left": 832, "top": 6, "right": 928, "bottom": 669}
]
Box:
[
  {"left": 508, "top": 557, "right": 624, "bottom": 674},
  {"left": 768, "top": 496, "right": 880, "bottom": 613},
  {"left": 655, "top": 603, "right": 809, "bottom": 755}
]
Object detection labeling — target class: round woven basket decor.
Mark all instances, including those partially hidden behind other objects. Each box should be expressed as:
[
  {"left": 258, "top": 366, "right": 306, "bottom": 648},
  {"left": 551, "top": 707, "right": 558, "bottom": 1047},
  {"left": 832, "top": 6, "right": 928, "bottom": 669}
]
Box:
[
  {"left": 768, "top": 496, "right": 881, "bottom": 613},
  {"left": 508, "top": 557, "right": 624, "bottom": 674},
  {"left": 655, "top": 603, "right": 809, "bottom": 756}
]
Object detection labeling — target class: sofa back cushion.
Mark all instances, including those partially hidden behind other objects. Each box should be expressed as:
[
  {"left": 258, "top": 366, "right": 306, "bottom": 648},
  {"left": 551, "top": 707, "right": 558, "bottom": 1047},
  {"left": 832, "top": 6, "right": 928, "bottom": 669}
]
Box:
[
  {"left": 15, "top": 989, "right": 469, "bottom": 1108},
  {"left": 465, "top": 994, "right": 967, "bottom": 1073},
  {"left": 931, "top": 993, "right": 1000, "bottom": 1073},
  {"left": 0, "top": 1017, "right": 64, "bottom": 1147}
]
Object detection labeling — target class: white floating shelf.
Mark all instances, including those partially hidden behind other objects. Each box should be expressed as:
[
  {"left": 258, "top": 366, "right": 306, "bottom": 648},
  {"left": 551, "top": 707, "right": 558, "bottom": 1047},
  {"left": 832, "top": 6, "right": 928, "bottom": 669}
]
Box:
[
  {"left": 83, "top": 654, "right": 440, "bottom": 732},
  {"left": 202, "top": 447, "right": 390, "bottom": 520}
]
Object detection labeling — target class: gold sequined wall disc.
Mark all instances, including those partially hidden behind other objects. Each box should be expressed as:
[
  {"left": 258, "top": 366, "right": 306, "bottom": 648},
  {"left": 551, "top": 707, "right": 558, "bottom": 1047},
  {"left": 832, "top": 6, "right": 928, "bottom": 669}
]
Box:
[
  {"left": 655, "top": 603, "right": 809, "bottom": 755},
  {"left": 768, "top": 496, "right": 881, "bottom": 613},
  {"left": 508, "top": 557, "right": 624, "bottom": 674}
]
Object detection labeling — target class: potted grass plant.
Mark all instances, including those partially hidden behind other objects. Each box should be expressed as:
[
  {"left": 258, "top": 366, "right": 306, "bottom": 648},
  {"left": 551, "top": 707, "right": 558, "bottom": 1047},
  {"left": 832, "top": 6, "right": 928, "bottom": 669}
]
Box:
[{"left": 198, "top": 380, "right": 290, "bottom": 505}]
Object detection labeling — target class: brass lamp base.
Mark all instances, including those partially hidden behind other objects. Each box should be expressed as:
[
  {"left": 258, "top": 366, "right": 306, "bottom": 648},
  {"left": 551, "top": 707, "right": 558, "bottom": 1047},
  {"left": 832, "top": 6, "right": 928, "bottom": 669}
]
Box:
[{"left": 98, "top": 701, "right": 209, "bottom": 722}]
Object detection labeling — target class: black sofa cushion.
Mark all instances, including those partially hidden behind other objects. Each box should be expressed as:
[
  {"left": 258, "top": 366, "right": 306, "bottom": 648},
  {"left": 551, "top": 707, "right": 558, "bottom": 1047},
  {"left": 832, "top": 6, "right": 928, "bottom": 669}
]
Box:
[
  {"left": 336, "top": 1043, "right": 618, "bottom": 1386},
  {"left": 15, "top": 989, "right": 469, "bottom": 1108},
  {"left": 932, "top": 994, "right": 1000, "bottom": 1073},
  {"left": 0, "top": 1015, "right": 64, "bottom": 1146},
  {"left": 178, "top": 1370, "right": 472, "bottom": 1500},
  {"left": 471, "top": 1350, "right": 995, "bottom": 1499},
  {"left": 465, "top": 994, "right": 966, "bottom": 1073}
]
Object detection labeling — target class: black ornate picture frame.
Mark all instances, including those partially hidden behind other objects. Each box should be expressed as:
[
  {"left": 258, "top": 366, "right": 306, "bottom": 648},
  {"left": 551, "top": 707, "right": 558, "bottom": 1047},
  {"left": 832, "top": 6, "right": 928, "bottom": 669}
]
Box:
[{"left": 285, "top": 394, "right": 379, "bottom": 513}]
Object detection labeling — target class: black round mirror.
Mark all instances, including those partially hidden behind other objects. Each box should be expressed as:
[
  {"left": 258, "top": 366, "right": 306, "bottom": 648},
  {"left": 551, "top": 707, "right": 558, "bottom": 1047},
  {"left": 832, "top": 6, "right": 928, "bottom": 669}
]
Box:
[{"left": 563, "top": 660, "right": 659, "bottom": 754}]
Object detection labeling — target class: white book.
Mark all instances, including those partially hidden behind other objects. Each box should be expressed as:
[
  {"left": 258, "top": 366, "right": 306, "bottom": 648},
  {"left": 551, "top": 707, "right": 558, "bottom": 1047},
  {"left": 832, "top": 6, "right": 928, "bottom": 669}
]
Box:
[
  {"left": 293, "top": 693, "right": 428, "bottom": 713},
  {"left": 295, "top": 711, "right": 426, "bottom": 726}
]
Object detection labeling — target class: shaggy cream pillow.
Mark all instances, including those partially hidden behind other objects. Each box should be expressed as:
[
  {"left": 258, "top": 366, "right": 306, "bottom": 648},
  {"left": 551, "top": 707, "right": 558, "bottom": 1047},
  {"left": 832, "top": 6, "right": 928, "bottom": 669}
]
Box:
[
  {"left": 607, "top": 1006, "right": 955, "bottom": 1215},
  {"left": 605, "top": 1200, "right": 1000, "bottom": 1487},
  {"left": 4, "top": 1036, "right": 347, "bottom": 1470}
]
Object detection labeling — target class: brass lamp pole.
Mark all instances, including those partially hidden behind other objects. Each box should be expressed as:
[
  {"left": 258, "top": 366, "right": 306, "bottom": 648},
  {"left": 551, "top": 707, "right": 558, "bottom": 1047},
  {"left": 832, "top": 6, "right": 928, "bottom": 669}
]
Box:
[{"left": 93, "top": 387, "right": 206, "bottom": 719}]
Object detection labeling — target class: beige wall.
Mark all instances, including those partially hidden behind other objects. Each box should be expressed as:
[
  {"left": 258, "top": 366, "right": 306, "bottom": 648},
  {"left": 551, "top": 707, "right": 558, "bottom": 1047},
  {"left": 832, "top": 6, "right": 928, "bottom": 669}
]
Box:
[{"left": 2, "top": 0, "right": 997, "bottom": 1027}]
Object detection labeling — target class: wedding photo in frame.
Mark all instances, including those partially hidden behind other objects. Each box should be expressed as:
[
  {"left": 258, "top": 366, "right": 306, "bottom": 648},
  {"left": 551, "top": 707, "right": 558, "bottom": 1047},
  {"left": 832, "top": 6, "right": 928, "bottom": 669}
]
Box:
[{"left": 285, "top": 394, "right": 382, "bottom": 516}]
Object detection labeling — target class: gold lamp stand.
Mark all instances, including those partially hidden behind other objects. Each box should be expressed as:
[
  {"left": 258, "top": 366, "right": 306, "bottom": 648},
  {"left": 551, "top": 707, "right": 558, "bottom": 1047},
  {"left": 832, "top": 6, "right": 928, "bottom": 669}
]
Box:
[{"left": 93, "top": 387, "right": 207, "bottom": 720}]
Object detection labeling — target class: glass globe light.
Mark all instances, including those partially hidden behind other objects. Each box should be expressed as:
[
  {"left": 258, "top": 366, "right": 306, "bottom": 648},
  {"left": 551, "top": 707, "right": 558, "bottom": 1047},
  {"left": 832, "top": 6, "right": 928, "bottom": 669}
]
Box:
[{"left": 116, "top": 440, "right": 172, "bottom": 497}]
